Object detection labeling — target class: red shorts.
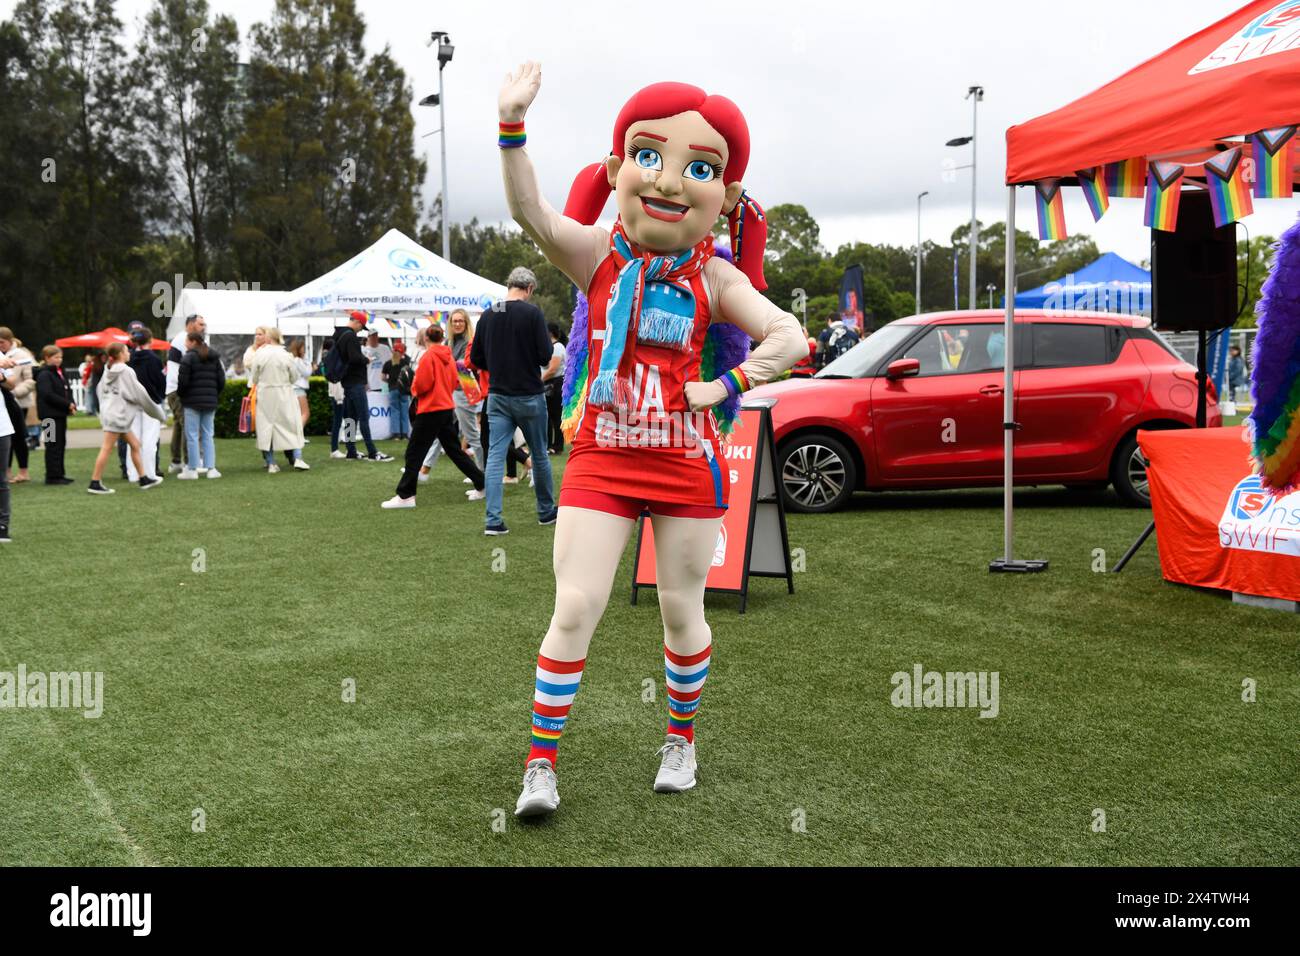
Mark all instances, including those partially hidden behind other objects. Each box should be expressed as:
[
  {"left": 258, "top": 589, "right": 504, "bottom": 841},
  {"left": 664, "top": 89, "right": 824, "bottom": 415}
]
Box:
[{"left": 558, "top": 488, "right": 726, "bottom": 520}]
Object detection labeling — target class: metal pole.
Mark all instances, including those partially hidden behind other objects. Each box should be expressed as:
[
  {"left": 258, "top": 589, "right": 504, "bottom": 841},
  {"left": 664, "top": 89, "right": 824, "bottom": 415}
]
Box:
[
  {"left": 916, "top": 191, "right": 927, "bottom": 314},
  {"left": 1002, "top": 185, "right": 1015, "bottom": 563},
  {"left": 969, "top": 90, "right": 979, "bottom": 311},
  {"left": 438, "top": 63, "right": 450, "bottom": 262}
]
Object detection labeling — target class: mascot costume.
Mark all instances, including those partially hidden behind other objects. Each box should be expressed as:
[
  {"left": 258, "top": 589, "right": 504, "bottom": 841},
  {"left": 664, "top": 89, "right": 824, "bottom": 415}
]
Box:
[
  {"left": 499, "top": 62, "right": 806, "bottom": 817},
  {"left": 1249, "top": 215, "right": 1300, "bottom": 494}
]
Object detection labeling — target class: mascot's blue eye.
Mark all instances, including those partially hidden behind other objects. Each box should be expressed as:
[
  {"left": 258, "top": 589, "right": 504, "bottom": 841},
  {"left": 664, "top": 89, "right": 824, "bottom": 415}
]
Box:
[
  {"left": 635, "top": 148, "right": 662, "bottom": 170},
  {"left": 685, "top": 160, "right": 716, "bottom": 182}
]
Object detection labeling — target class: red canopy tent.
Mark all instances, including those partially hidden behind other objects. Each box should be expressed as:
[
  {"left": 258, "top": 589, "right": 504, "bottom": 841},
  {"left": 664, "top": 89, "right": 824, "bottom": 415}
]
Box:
[
  {"left": 54, "top": 327, "right": 167, "bottom": 351},
  {"left": 992, "top": 0, "right": 1300, "bottom": 571}
]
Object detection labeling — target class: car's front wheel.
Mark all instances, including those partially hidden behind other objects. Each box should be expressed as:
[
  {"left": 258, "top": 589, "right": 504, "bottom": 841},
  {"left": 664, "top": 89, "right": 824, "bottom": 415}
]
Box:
[
  {"left": 779, "top": 434, "right": 856, "bottom": 513},
  {"left": 1110, "top": 434, "right": 1151, "bottom": 507}
]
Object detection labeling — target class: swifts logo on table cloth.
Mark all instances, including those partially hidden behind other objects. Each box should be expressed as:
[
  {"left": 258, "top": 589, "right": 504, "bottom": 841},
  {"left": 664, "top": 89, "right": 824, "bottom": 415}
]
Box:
[
  {"left": 1189, "top": 1, "right": 1300, "bottom": 74},
  {"left": 1218, "top": 474, "right": 1300, "bottom": 555}
]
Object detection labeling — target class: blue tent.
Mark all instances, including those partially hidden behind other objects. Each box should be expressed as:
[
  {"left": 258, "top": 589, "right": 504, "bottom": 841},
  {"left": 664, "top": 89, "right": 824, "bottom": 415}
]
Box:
[{"left": 1009, "top": 252, "right": 1151, "bottom": 315}]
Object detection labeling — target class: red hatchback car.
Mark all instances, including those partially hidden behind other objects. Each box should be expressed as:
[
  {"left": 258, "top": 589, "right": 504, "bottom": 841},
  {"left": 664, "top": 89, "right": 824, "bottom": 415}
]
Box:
[{"left": 749, "top": 310, "right": 1220, "bottom": 513}]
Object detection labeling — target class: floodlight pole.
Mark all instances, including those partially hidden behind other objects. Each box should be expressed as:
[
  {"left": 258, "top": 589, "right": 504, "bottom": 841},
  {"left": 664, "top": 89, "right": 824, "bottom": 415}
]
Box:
[
  {"left": 916, "top": 191, "right": 928, "bottom": 313},
  {"left": 437, "top": 59, "right": 449, "bottom": 262},
  {"left": 967, "top": 86, "right": 984, "bottom": 311}
]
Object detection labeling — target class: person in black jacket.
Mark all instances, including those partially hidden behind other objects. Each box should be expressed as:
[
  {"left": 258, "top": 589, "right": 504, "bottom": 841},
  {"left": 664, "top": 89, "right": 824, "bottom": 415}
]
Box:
[
  {"left": 121, "top": 321, "right": 166, "bottom": 482},
  {"left": 35, "top": 346, "right": 75, "bottom": 485},
  {"left": 176, "top": 332, "right": 226, "bottom": 479},
  {"left": 334, "top": 311, "right": 392, "bottom": 461}
]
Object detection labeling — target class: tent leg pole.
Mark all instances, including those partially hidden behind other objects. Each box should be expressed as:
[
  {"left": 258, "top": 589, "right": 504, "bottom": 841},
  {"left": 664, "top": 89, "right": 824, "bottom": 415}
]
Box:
[
  {"left": 991, "top": 185, "right": 1047, "bottom": 574},
  {"left": 1003, "top": 186, "right": 1014, "bottom": 565}
]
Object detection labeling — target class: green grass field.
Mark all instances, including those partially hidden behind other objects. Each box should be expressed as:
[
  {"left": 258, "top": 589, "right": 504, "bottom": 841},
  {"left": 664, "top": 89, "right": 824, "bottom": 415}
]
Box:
[{"left": 1, "top": 438, "right": 1295, "bottom": 866}]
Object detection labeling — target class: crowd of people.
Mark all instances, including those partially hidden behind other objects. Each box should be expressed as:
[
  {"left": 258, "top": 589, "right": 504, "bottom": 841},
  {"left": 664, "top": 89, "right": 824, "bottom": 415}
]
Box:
[{"left": 0, "top": 265, "right": 575, "bottom": 543}]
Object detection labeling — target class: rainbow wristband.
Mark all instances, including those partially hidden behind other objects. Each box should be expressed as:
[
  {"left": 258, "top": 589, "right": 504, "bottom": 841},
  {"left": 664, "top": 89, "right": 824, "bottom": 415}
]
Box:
[
  {"left": 719, "top": 367, "right": 749, "bottom": 400},
  {"left": 498, "top": 121, "right": 526, "bottom": 149}
]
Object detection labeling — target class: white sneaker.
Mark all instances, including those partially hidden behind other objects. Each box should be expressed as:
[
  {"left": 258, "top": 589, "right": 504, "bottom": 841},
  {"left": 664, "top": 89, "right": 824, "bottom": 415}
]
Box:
[
  {"left": 462, "top": 477, "right": 472, "bottom": 484},
  {"left": 206, "top": 468, "right": 222, "bottom": 479},
  {"left": 293, "top": 458, "right": 310, "bottom": 471},
  {"left": 330, "top": 450, "right": 346, "bottom": 459},
  {"left": 381, "top": 495, "right": 416, "bottom": 509},
  {"left": 653, "top": 734, "right": 697, "bottom": 793},
  {"left": 167, "top": 462, "right": 183, "bottom": 474},
  {"left": 466, "top": 488, "right": 485, "bottom": 501},
  {"left": 196, "top": 468, "right": 208, "bottom": 475},
  {"left": 177, "top": 469, "right": 200, "bottom": 480},
  {"left": 515, "top": 758, "right": 560, "bottom": 817},
  {"left": 418, "top": 471, "right": 430, "bottom": 484},
  {"left": 267, "top": 463, "right": 281, "bottom": 474}
]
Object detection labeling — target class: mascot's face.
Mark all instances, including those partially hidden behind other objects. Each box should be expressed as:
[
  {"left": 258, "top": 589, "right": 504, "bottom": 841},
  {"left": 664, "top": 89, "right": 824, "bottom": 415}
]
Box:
[{"left": 605, "top": 110, "right": 745, "bottom": 254}]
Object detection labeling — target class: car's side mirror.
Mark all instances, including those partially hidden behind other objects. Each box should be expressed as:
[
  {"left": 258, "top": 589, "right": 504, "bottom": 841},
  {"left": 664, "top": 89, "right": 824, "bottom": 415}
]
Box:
[{"left": 885, "top": 358, "right": 921, "bottom": 380}]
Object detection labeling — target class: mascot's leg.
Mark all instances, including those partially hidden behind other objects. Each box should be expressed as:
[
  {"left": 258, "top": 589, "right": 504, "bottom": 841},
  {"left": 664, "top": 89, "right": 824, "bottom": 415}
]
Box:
[
  {"left": 526, "top": 505, "right": 635, "bottom": 765},
  {"left": 516, "top": 505, "right": 635, "bottom": 818},
  {"left": 648, "top": 512, "right": 722, "bottom": 793}
]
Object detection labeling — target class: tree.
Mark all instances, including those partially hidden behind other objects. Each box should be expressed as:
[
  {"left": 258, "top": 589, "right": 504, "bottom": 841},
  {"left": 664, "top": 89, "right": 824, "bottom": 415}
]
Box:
[
  {"left": 1237, "top": 233, "right": 1275, "bottom": 328},
  {"left": 137, "top": 0, "right": 243, "bottom": 284},
  {"left": 234, "top": 0, "right": 424, "bottom": 289},
  {"left": 0, "top": 0, "right": 157, "bottom": 340},
  {"left": 764, "top": 203, "right": 823, "bottom": 262}
]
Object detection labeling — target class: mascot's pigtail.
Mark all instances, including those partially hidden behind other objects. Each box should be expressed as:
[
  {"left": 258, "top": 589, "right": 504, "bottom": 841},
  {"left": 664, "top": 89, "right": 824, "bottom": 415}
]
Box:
[
  {"left": 1249, "top": 214, "right": 1300, "bottom": 493},
  {"left": 727, "top": 191, "right": 769, "bottom": 292}
]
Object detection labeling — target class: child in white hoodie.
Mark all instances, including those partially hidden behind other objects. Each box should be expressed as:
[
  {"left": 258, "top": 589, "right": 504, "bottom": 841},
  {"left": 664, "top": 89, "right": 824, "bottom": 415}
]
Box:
[{"left": 89, "top": 343, "right": 166, "bottom": 494}]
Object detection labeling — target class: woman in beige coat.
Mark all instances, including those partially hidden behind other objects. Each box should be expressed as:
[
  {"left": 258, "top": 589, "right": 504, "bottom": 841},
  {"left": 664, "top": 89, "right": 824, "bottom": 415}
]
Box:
[{"left": 248, "top": 328, "right": 309, "bottom": 474}]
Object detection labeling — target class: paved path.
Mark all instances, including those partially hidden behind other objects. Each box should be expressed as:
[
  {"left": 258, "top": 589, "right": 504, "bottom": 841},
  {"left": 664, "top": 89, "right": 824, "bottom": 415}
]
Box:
[{"left": 66, "top": 427, "right": 174, "bottom": 450}]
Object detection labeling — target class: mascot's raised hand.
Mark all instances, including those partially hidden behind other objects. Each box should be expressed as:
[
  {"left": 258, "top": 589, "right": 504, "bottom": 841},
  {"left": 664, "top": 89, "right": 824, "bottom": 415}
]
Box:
[{"left": 499, "top": 60, "right": 542, "bottom": 124}]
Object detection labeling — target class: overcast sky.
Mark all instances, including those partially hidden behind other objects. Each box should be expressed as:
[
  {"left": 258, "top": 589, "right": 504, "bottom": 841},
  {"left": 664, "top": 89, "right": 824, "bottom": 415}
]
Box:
[{"left": 8, "top": 0, "right": 1299, "bottom": 264}]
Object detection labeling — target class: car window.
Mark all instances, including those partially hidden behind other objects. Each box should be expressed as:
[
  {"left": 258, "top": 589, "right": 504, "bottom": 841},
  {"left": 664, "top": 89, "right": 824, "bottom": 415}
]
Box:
[
  {"left": 1031, "top": 324, "right": 1117, "bottom": 368},
  {"left": 898, "top": 324, "right": 1007, "bottom": 376},
  {"left": 816, "top": 323, "right": 915, "bottom": 379}
]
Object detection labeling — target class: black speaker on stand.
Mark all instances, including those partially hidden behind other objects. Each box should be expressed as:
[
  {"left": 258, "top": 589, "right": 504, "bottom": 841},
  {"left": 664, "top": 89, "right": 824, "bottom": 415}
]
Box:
[{"left": 1112, "top": 189, "right": 1239, "bottom": 572}]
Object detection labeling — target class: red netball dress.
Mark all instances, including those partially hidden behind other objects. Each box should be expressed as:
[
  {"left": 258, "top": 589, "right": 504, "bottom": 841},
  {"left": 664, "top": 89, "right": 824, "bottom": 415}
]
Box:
[{"left": 561, "top": 254, "right": 728, "bottom": 510}]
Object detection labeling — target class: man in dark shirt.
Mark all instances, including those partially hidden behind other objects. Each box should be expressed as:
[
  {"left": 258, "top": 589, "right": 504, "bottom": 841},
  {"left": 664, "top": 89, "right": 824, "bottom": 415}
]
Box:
[
  {"left": 470, "top": 267, "right": 556, "bottom": 534},
  {"left": 335, "top": 311, "right": 392, "bottom": 462}
]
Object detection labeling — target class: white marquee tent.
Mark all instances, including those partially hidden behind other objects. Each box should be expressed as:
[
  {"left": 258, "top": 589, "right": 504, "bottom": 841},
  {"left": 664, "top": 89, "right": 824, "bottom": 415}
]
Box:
[{"left": 276, "top": 227, "right": 506, "bottom": 323}]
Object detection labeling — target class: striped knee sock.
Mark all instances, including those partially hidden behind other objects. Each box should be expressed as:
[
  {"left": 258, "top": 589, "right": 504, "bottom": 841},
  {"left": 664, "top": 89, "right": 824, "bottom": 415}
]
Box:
[
  {"left": 665, "top": 644, "right": 711, "bottom": 744},
  {"left": 528, "top": 654, "right": 585, "bottom": 766}
]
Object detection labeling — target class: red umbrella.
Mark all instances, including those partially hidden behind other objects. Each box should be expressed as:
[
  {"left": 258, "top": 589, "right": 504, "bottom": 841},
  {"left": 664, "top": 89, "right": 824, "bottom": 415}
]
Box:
[{"left": 54, "top": 327, "right": 168, "bottom": 350}]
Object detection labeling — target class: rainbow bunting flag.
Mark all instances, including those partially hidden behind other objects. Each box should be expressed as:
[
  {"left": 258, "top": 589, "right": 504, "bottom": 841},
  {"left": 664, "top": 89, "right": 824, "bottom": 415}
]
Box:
[
  {"left": 1034, "top": 179, "right": 1067, "bottom": 240},
  {"left": 1104, "top": 157, "right": 1146, "bottom": 198},
  {"left": 1203, "top": 147, "right": 1254, "bottom": 227},
  {"left": 1143, "top": 162, "right": 1184, "bottom": 232},
  {"left": 1250, "top": 126, "right": 1296, "bottom": 199},
  {"left": 1075, "top": 167, "right": 1110, "bottom": 221}
]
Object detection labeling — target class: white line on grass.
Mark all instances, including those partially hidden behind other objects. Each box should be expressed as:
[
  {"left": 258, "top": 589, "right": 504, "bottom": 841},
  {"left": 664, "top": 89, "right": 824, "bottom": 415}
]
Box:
[{"left": 31, "top": 711, "right": 156, "bottom": 867}]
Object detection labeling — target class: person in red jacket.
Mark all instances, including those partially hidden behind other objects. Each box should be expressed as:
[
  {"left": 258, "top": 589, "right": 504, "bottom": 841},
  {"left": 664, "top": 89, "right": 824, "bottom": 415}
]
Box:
[{"left": 381, "top": 325, "right": 486, "bottom": 509}]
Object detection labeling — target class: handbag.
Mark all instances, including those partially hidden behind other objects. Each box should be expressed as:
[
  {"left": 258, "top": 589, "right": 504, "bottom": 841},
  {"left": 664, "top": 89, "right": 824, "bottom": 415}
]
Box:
[{"left": 238, "top": 389, "right": 254, "bottom": 434}]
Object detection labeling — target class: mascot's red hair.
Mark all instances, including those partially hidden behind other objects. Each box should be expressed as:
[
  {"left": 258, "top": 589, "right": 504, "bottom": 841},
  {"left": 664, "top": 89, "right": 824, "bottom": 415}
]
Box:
[{"left": 561, "top": 81, "right": 768, "bottom": 291}]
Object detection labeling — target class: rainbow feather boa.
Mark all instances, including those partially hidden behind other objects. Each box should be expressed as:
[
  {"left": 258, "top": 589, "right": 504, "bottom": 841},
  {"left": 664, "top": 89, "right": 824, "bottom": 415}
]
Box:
[
  {"left": 560, "top": 287, "right": 751, "bottom": 442},
  {"left": 1249, "top": 214, "right": 1300, "bottom": 493}
]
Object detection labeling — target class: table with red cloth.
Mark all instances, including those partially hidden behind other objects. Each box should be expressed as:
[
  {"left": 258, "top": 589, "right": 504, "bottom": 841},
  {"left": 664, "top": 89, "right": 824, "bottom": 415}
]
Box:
[{"left": 1140, "top": 426, "right": 1300, "bottom": 603}]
